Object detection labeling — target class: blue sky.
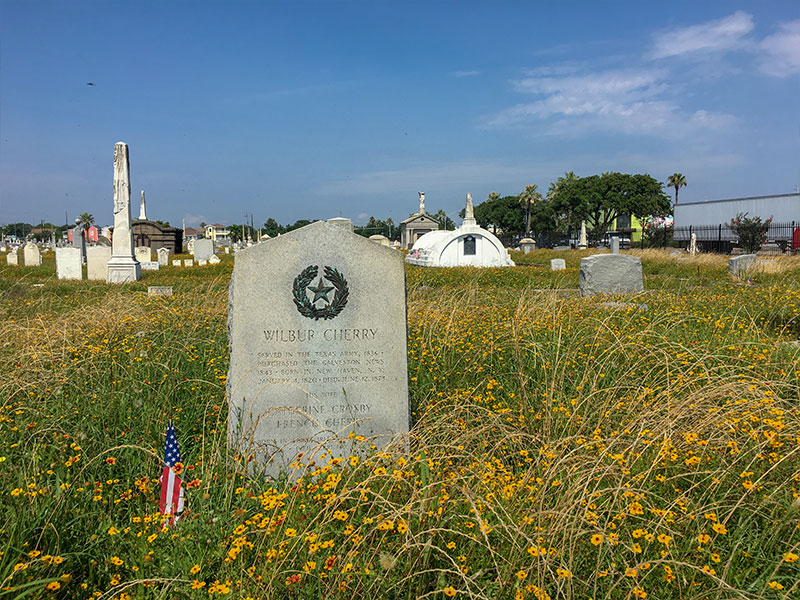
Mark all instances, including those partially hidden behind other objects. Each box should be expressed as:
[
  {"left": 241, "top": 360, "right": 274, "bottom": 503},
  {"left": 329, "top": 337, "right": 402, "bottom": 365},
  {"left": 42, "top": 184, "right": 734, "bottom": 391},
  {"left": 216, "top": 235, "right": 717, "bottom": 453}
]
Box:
[{"left": 1, "top": 1, "right": 798, "bottom": 228}]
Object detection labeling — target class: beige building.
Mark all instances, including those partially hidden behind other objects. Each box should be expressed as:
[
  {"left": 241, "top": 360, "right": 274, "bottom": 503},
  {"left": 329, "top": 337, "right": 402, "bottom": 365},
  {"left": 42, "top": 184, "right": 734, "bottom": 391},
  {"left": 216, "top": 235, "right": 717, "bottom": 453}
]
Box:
[
  {"left": 400, "top": 192, "right": 440, "bottom": 249},
  {"left": 205, "top": 224, "right": 230, "bottom": 242}
]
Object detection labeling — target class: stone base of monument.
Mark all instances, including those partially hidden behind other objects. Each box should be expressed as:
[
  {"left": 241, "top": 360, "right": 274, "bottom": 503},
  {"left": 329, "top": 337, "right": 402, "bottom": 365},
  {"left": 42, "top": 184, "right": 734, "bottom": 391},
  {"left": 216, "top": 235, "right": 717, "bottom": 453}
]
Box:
[{"left": 107, "top": 257, "right": 142, "bottom": 283}]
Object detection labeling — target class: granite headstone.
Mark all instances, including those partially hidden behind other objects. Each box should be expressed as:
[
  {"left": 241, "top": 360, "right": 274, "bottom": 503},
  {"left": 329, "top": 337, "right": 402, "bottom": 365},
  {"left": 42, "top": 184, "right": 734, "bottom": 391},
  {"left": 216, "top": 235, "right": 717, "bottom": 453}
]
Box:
[
  {"left": 579, "top": 254, "right": 643, "bottom": 297},
  {"left": 56, "top": 248, "right": 83, "bottom": 280},
  {"left": 227, "top": 219, "right": 410, "bottom": 479},
  {"left": 86, "top": 246, "right": 112, "bottom": 281},
  {"left": 194, "top": 239, "right": 213, "bottom": 261}
]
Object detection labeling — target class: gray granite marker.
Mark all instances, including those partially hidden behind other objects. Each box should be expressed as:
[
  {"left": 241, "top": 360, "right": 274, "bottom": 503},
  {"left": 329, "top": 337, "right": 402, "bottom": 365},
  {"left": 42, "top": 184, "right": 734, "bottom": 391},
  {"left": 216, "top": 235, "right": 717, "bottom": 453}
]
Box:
[
  {"left": 550, "top": 258, "right": 566, "bottom": 271},
  {"left": 227, "top": 219, "right": 410, "bottom": 479},
  {"left": 579, "top": 254, "right": 643, "bottom": 297},
  {"left": 193, "top": 239, "right": 213, "bottom": 261},
  {"left": 610, "top": 237, "right": 620, "bottom": 254},
  {"left": 729, "top": 254, "right": 757, "bottom": 277}
]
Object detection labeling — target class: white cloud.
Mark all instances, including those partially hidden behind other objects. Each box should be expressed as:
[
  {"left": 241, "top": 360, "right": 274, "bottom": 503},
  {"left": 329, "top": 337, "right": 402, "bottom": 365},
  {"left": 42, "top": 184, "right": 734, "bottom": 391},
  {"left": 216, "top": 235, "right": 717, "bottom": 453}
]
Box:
[
  {"left": 650, "top": 11, "right": 754, "bottom": 59},
  {"left": 182, "top": 213, "right": 208, "bottom": 227},
  {"left": 450, "top": 70, "right": 481, "bottom": 78},
  {"left": 485, "top": 67, "right": 735, "bottom": 138},
  {"left": 758, "top": 20, "right": 800, "bottom": 76}
]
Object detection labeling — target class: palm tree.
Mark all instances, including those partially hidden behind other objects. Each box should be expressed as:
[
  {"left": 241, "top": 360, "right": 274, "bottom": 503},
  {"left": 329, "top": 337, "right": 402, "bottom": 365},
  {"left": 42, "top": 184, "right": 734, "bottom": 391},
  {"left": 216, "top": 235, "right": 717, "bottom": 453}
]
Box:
[
  {"left": 519, "top": 184, "right": 541, "bottom": 236},
  {"left": 77, "top": 212, "right": 94, "bottom": 242},
  {"left": 667, "top": 173, "right": 686, "bottom": 206}
]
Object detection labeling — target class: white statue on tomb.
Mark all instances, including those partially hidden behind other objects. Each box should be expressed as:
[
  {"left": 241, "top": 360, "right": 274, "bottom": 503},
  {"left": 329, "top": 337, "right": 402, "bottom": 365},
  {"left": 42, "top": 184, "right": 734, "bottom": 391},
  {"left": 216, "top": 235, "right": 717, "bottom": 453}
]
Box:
[{"left": 418, "top": 191, "right": 426, "bottom": 215}]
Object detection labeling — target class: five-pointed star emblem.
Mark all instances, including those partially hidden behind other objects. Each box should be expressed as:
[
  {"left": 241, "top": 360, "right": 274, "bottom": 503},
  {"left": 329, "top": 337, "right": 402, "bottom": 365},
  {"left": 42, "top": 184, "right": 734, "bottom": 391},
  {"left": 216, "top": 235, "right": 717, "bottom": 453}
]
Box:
[{"left": 308, "top": 278, "right": 334, "bottom": 304}]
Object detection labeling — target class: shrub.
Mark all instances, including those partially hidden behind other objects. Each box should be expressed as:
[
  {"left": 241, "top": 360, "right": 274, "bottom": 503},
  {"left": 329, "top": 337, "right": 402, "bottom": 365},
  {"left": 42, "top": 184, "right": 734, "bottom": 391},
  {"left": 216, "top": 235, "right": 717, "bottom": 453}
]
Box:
[{"left": 727, "top": 212, "right": 772, "bottom": 253}]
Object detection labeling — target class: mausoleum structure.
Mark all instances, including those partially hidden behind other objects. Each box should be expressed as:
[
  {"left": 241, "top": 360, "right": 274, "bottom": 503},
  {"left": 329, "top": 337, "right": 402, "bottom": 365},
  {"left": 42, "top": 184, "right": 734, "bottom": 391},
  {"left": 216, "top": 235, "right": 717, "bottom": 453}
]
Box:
[
  {"left": 399, "top": 192, "right": 440, "bottom": 249},
  {"left": 131, "top": 219, "right": 183, "bottom": 254},
  {"left": 405, "top": 194, "right": 515, "bottom": 268}
]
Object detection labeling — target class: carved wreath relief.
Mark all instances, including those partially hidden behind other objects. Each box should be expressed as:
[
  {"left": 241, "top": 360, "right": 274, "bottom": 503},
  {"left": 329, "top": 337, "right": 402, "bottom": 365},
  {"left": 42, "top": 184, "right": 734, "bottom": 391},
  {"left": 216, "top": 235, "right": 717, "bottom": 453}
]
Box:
[{"left": 293, "top": 266, "right": 349, "bottom": 320}]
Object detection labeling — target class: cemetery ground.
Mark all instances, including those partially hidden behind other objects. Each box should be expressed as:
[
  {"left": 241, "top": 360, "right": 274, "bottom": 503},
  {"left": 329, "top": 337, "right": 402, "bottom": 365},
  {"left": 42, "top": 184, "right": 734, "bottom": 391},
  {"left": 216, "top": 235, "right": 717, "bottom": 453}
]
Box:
[{"left": 2, "top": 249, "right": 800, "bottom": 600}]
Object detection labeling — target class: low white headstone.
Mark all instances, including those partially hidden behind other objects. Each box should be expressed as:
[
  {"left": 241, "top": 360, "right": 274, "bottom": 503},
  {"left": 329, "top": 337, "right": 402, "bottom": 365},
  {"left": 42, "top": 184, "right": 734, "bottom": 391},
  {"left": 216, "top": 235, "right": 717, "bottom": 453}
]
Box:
[
  {"left": 87, "top": 246, "right": 112, "bottom": 281},
  {"left": 184, "top": 259, "right": 194, "bottom": 267},
  {"left": 197, "top": 259, "right": 208, "bottom": 266},
  {"left": 550, "top": 258, "right": 566, "bottom": 271},
  {"left": 7, "top": 251, "right": 19, "bottom": 266},
  {"left": 172, "top": 259, "right": 181, "bottom": 267},
  {"left": 23, "top": 242, "right": 42, "bottom": 266},
  {"left": 209, "top": 255, "right": 220, "bottom": 264},
  {"left": 56, "top": 248, "right": 83, "bottom": 280},
  {"left": 134, "top": 247, "right": 152, "bottom": 263},
  {"left": 157, "top": 247, "right": 172, "bottom": 266},
  {"left": 729, "top": 254, "right": 757, "bottom": 277},
  {"left": 141, "top": 261, "right": 159, "bottom": 271}
]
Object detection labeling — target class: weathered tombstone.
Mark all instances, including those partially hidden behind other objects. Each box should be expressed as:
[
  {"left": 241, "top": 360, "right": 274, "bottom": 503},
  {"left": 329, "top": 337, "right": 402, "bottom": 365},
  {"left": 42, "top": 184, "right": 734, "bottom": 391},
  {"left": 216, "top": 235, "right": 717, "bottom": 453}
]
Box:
[
  {"left": 134, "top": 247, "right": 152, "bottom": 263},
  {"left": 519, "top": 238, "right": 536, "bottom": 254},
  {"left": 56, "top": 248, "right": 83, "bottom": 280},
  {"left": 610, "top": 237, "right": 620, "bottom": 254},
  {"left": 197, "top": 258, "right": 208, "bottom": 266},
  {"left": 157, "top": 247, "right": 172, "bottom": 266},
  {"left": 729, "top": 254, "right": 757, "bottom": 277},
  {"left": 107, "top": 142, "right": 141, "bottom": 283},
  {"left": 209, "top": 254, "right": 220, "bottom": 264},
  {"left": 183, "top": 259, "right": 194, "bottom": 267},
  {"left": 148, "top": 286, "right": 173, "bottom": 296},
  {"left": 224, "top": 246, "right": 230, "bottom": 254},
  {"left": 172, "top": 259, "right": 181, "bottom": 267},
  {"left": 193, "top": 239, "right": 213, "bottom": 261},
  {"left": 227, "top": 219, "right": 410, "bottom": 479},
  {"left": 689, "top": 233, "right": 697, "bottom": 256},
  {"left": 23, "top": 242, "right": 42, "bottom": 266},
  {"left": 550, "top": 258, "right": 566, "bottom": 271},
  {"left": 141, "top": 261, "right": 159, "bottom": 271},
  {"left": 187, "top": 238, "right": 196, "bottom": 255},
  {"left": 7, "top": 250, "right": 19, "bottom": 266},
  {"left": 86, "top": 246, "right": 112, "bottom": 281},
  {"left": 579, "top": 254, "right": 643, "bottom": 297},
  {"left": 368, "top": 234, "right": 390, "bottom": 247}
]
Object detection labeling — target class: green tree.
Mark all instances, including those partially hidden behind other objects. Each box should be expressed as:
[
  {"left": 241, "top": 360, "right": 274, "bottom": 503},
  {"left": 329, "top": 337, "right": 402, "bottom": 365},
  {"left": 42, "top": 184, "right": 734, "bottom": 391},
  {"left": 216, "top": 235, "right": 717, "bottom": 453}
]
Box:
[
  {"left": 519, "top": 184, "right": 542, "bottom": 236},
  {"left": 432, "top": 209, "right": 455, "bottom": 231},
  {"left": 550, "top": 172, "right": 670, "bottom": 239},
  {"left": 667, "top": 173, "right": 687, "bottom": 206},
  {"left": 546, "top": 172, "right": 580, "bottom": 232},
  {"left": 727, "top": 213, "right": 771, "bottom": 253},
  {"left": 474, "top": 194, "right": 525, "bottom": 236},
  {"left": 262, "top": 218, "right": 282, "bottom": 237}
]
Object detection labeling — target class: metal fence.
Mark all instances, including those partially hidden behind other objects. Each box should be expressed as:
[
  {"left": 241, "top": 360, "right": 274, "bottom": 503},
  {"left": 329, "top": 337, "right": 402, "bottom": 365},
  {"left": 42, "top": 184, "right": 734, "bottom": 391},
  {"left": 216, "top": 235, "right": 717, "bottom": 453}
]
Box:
[{"left": 674, "top": 221, "right": 798, "bottom": 253}]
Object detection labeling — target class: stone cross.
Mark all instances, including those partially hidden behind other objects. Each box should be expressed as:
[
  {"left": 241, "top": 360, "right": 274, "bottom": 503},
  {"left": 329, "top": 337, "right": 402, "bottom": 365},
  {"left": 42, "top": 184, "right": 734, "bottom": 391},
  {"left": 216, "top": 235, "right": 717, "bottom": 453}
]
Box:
[{"left": 107, "top": 142, "right": 141, "bottom": 283}]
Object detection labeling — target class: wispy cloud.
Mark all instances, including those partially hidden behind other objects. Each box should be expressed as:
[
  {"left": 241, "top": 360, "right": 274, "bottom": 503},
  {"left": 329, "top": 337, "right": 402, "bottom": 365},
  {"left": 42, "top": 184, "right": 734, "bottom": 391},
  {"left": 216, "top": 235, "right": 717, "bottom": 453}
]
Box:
[
  {"left": 182, "top": 213, "right": 208, "bottom": 228},
  {"left": 650, "top": 11, "right": 754, "bottom": 59},
  {"left": 758, "top": 20, "right": 800, "bottom": 76},
  {"left": 485, "top": 67, "right": 735, "bottom": 138},
  {"left": 450, "top": 70, "right": 481, "bottom": 78}
]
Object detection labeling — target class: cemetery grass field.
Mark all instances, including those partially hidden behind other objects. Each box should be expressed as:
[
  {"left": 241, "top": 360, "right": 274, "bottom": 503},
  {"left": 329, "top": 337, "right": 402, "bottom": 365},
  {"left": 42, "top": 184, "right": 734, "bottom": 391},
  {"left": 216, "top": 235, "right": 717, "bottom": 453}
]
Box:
[{"left": 2, "top": 249, "right": 800, "bottom": 600}]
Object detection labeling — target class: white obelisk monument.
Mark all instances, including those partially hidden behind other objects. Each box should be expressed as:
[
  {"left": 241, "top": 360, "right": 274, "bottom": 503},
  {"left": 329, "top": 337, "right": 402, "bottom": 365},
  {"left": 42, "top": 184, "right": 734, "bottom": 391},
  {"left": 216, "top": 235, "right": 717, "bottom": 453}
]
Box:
[
  {"left": 138, "top": 190, "right": 147, "bottom": 220},
  {"left": 107, "top": 142, "right": 141, "bottom": 283},
  {"left": 463, "top": 193, "right": 476, "bottom": 226},
  {"left": 578, "top": 221, "right": 588, "bottom": 249}
]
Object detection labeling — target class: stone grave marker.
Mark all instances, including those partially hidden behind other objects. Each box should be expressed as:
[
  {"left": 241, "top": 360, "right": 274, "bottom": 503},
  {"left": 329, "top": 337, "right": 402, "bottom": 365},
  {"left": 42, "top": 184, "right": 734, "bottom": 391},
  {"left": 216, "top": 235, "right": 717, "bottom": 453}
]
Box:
[
  {"left": 194, "top": 239, "right": 213, "bottom": 261},
  {"left": 579, "top": 254, "right": 643, "bottom": 297},
  {"left": 135, "top": 247, "right": 152, "bottom": 263},
  {"left": 519, "top": 238, "right": 536, "bottom": 254},
  {"left": 184, "top": 259, "right": 193, "bottom": 267},
  {"left": 197, "top": 258, "right": 208, "bottom": 266},
  {"left": 148, "top": 286, "right": 173, "bottom": 296},
  {"left": 23, "top": 242, "right": 42, "bottom": 266},
  {"left": 157, "top": 247, "right": 172, "bottom": 266},
  {"left": 107, "top": 142, "right": 141, "bottom": 283},
  {"left": 187, "top": 238, "right": 196, "bottom": 255},
  {"left": 224, "top": 246, "right": 230, "bottom": 254},
  {"left": 227, "top": 219, "right": 410, "bottom": 479},
  {"left": 172, "top": 259, "right": 181, "bottom": 267},
  {"left": 610, "top": 237, "right": 620, "bottom": 254},
  {"left": 141, "top": 261, "right": 159, "bottom": 271},
  {"left": 550, "top": 258, "right": 566, "bottom": 271},
  {"left": 56, "top": 248, "right": 83, "bottom": 280},
  {"left": 209, "top": 254, "right": 220, "bottom": 264},
  {"left": 7, "top": 250, "right": 19, "bottom": 266},
  {"left": 87, "top": 246, "right": 112, "bottom": 281},
  {"left": 729, "top": 254, "right": 757, "bottom": 277}
]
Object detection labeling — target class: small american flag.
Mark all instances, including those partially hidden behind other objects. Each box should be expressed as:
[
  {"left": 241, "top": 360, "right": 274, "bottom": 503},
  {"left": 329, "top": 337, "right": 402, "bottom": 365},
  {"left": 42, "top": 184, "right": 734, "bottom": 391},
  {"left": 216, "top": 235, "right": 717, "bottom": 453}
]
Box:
[{"left": 159, "top": 422, "right": 184, "bottom": 527}]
